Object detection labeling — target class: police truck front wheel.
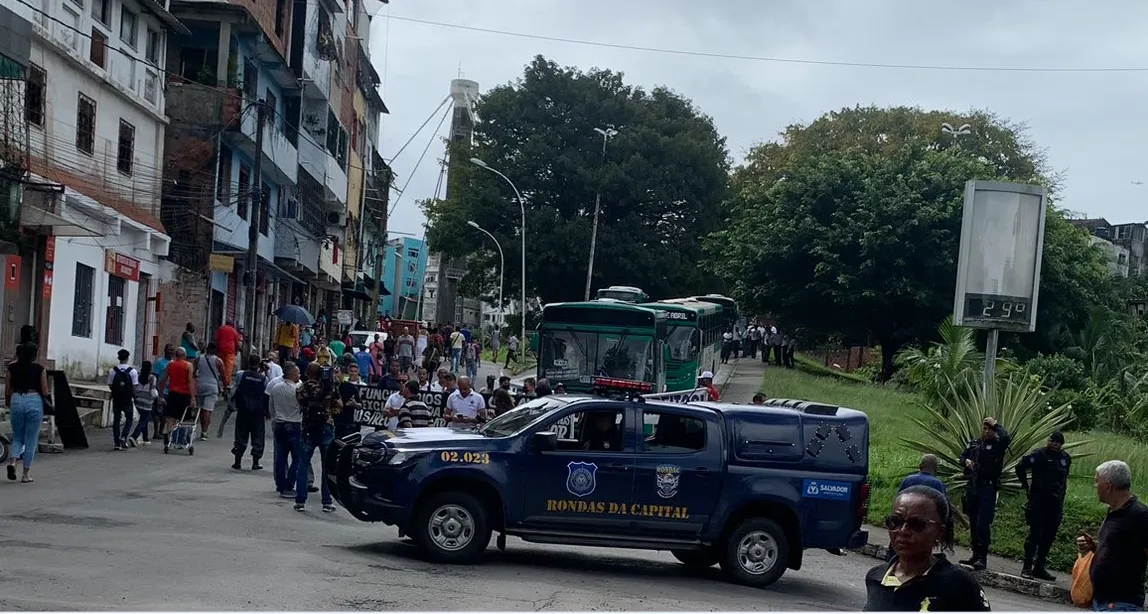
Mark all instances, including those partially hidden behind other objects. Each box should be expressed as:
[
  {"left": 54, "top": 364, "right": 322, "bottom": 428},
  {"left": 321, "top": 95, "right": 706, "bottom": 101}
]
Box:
[
  {"left": 672, "top": 549, "right": 719, "bottom": 569},
  {"left": 720, "top": 518, "right": 789, "bottom": 587},
  {"left": 414, "top": 492, "right": 492, "bottom": 563}
]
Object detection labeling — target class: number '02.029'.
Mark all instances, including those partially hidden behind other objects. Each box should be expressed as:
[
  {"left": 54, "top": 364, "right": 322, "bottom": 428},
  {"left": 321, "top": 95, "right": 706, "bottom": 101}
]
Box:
[{"left": 439, "top": 451, "right": 491, "bottom": 464}]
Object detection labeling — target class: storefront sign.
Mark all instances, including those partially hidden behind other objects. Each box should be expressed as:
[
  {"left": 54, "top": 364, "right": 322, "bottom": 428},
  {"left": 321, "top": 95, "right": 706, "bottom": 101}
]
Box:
[
  {"left": 105, "top": 250, "right": 140, "bottom": 282},
  {"left": 42, "top": 269, "right": 53, "bottom": 300},
  {"left": 209, "top": 253, "right": 235, "bottom": 273}
]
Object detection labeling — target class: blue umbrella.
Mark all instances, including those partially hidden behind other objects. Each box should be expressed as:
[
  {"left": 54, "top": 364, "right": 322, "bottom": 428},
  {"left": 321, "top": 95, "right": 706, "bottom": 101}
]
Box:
[{"left": 274, "top": 304, "right": 314, "bottom": 326}]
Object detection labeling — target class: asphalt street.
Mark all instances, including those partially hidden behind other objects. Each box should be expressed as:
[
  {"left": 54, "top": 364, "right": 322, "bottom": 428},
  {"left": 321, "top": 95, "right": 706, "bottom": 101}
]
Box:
[{"left": 0, "top": 394, "right": 1057, "bottom": 611}]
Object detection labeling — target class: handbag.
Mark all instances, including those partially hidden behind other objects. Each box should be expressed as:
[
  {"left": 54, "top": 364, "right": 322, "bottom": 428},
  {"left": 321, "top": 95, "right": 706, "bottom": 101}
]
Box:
[{"left": 1071, "top": 551, "right": 1094, "bottom": 608}]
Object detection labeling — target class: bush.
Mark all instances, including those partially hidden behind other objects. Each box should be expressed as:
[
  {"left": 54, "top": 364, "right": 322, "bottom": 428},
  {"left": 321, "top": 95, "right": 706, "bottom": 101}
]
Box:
[{"left": 1025, "top": 353, "right": 1088, "bottom": 392}]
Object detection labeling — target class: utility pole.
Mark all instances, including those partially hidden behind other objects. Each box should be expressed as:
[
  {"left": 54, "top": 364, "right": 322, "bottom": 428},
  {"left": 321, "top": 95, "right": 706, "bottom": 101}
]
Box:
[
  {"left": 583, "top": 126, "right": 618, "bottom": 300},
  {"left": 243, "top": 100, "right": 266, "bottom": 358}
]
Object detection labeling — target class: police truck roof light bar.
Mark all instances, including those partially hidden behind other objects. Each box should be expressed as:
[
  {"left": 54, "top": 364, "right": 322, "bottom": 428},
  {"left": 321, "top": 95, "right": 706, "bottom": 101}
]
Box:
[{"left": 590, "top": 377, "right": 653, "bottom": 393}]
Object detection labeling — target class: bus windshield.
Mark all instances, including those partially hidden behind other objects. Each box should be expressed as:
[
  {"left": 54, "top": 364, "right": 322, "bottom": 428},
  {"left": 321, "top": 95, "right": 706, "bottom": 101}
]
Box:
[
  {"left": 596, "top": 290, "right": 647, "bottom": 302},
  {"left": 539, "top": 329, "right": 654, "bottom": 382},
  {"left": 665, "top": 325, "right": 699, "bottom": 361}
]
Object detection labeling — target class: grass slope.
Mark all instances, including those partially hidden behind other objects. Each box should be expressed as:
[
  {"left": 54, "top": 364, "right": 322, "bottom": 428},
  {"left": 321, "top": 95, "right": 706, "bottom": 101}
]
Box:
[{"left": 760, "top": 366, "right": 1148, "bottom": 571}]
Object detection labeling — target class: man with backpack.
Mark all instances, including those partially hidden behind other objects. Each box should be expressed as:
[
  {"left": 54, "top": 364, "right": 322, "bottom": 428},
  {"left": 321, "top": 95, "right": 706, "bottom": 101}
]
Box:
[
  {"left": 231, "top": 356, "right": 269, "bottom": 471},
  {"left": 108, "top": 349, "right": 139, "bottom": 451}
]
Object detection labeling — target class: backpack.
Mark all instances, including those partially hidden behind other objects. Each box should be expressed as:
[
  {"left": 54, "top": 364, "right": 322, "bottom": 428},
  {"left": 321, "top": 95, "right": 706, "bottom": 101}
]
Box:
[{"left": 111, "top": 366, "right": 135, "bottom": 404}]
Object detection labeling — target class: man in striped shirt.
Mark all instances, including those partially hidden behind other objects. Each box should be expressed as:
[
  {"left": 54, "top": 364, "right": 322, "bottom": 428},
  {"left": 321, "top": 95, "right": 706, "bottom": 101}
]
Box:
[{"left": 398, "top": 380, "right": 431, "bottom": 428}]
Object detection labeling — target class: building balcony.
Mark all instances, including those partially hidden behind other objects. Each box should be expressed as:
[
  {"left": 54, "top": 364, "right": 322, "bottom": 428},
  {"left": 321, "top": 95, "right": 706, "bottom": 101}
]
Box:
[
  {"left": 222, "top": 93, "right": 298, "bottom": 186},
  {"left": 298, "top": 131, "right": 347, "bottom": 206}
]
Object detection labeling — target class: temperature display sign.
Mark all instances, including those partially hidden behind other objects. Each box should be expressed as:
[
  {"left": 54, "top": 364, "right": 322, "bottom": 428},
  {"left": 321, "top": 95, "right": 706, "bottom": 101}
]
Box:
[{"left": 964, "top": 294, "right": 1031, "bottom": 324}]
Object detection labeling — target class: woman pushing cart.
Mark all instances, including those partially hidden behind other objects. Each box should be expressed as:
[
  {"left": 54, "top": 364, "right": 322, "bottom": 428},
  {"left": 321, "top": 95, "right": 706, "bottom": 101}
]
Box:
[{"left": 157, "top": 346, "right": 199, "bottom": 454}]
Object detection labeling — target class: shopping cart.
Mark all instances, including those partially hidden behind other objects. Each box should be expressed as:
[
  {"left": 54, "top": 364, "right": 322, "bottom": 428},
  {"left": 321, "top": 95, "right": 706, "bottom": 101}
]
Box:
[{"left": 165, "top": 404, "right": 201, "bottom": 456}]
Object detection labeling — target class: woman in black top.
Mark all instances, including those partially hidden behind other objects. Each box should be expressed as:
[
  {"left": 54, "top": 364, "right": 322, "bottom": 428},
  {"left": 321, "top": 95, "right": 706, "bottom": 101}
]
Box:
[
  {"left": 864, "top": 485, "right": 990, "bottom": 611},
  {"left": 6, "top": 342, "right": 49, "bottom": 483}
]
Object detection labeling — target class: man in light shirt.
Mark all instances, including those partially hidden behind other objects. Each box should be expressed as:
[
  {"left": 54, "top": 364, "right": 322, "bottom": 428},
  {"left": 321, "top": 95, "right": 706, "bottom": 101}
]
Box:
[
  {"left": 268, "top": 364, "right": 303, "bottom": 499},
  {"left": 264, "top": 351, "right": 284, "bottom": 382},
  {"left": 383, "top": 372, "right": 409, "bottom": 430},
  {"left": 445, "top": 376, "right": 487, "bottom": 426}
]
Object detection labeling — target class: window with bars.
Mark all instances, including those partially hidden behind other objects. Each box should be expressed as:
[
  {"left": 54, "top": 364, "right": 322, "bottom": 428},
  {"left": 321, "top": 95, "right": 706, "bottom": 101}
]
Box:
[
  {"left": 237, "top": 163, "right": 250, "bottom": 220},
  {"left": 76, "top": 93, "right": 96, "bottom": 155},
  {"left": 106, "top": 274, "right": 125, "bottom": 345},
  {"left": 117, "top": 119, "right": 135, "bottom": 176},
  {"left": 72, "top": 264, "right": 95, "bottom": 337},
  {"left": 25, "top": 64, "right": 45, "bottom": 126}
]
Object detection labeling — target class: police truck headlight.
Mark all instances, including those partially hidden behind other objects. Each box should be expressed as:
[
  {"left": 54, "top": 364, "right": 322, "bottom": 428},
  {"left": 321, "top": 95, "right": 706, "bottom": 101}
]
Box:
[
  {"left": 386, "top": 450, "right": 427, "bottom": 465},
  {"left": 354, "top": 448, "right": 387, "bottom": 467}
]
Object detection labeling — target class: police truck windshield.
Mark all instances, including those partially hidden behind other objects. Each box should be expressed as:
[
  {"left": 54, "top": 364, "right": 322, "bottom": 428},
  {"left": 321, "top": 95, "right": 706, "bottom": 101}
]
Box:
[
  {"left": 478, "top": 397, "right": 568, "bottom": 437},
  {"left": 539, "top": 330, "right": 654, "bottom": 383}
]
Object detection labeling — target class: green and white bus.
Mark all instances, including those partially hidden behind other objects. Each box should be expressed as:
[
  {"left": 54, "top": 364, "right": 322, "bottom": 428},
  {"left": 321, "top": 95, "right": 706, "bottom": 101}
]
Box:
[
  {"left": 594, "top": 285, "right": 650, "bottom": 303},
  {"left": 536, "top": 301, "right": 667, "bottom": 393},
  {"left": 640, "top": 298, "right": 724, "bottom": 392},
  {"left": 691, "top": 294, "right": 743, "bottom": 331}
]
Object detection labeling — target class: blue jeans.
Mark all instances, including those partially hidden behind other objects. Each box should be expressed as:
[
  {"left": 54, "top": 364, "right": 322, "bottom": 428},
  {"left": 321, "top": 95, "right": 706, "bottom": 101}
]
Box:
[
  {"left": 130, "top": 408, "right": 152, "bottom": 441},
  {"left": 296, "top": 424, "right": 333, "bottom": 505},
  {"left": 273, "top": 421, "right": 302, "bottom": 493},
  {"left": 451, "top": 348, "right": 462, "bottom": 372},
  {"left": 1094, "top": 602, "right": 1142, "bottom": 611},
  {"left": 9, "top": 393, "right": 44, "bottom": 468},
  {"left": 112, "top": 401, "right": 133, "bottom": 446},
  {"left": 466, "top": 361, "right": 478, "bottom": 380}
]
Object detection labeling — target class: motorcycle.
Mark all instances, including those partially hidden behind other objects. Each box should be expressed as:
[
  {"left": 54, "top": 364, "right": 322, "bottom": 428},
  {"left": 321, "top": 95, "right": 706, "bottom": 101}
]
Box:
[{"left": 0, "top": 432, "right": 9, "bottom": 464}]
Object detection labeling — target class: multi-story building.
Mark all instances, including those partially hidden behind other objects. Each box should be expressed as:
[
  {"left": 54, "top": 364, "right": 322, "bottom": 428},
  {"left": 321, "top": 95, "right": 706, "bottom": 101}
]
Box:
[
  {"left": 1071, "top": 218, "right": 1135, "bottom": 277},
  {"left": 8, "top": 0, "right": 185, "bottom": 379},
  {"left": 380, "top": 236, "right": 424, "bottom": 319},
  {"left": 1111, "top": 222, "right": 1148, "bottom": 276},
  {"left": 161, "top": 0, "right": 309, "bottom": 354}
]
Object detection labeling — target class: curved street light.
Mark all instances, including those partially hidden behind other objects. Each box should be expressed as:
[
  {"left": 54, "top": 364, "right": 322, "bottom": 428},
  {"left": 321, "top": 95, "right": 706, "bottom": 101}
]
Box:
[
  {"left": 470, "top": 157, "right": 527, "bottom": 349},
  {"left": 584, "top": 126, "right": 619, "bottom": 300},
  {"left": 941, "top": 122, "right": 972, "bottom": 137},
  {"left": 467, "top": 220, "right": 505, "bottom": 374}
]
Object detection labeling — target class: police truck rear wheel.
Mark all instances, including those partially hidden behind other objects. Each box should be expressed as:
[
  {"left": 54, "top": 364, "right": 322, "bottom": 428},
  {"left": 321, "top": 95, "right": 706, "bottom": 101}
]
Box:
[
  {"left": 415, "top": 492, "right": 491, "bottom": 563},
  {"left": 672, "top": 549, "right": 719, "bottom": 569},
  {"left": 720, "top": 518, "right": 788, "bottom": 587}
]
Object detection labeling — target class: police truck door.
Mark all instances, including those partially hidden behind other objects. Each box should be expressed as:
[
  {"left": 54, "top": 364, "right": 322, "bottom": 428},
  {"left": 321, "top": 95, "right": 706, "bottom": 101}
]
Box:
[
  {"left": 519, "top": 404, "right": 637, "bottom": 533},
  {"left": 629, "top": 405, "right": 723, "bottom": 538}
]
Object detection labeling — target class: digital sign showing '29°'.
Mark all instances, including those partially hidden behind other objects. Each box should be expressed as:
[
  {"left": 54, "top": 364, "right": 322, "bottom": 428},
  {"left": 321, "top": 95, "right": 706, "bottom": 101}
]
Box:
[{"left": 952, "top": 180, "right": 1047, "bottom": 333}]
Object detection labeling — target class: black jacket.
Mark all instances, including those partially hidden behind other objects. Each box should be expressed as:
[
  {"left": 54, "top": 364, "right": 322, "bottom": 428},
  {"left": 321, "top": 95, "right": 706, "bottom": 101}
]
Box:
[
  {"left": 864, "top": 555, "right": 990, "bottom": 611},
  {"left": 233, "top": 370, "right": 269, "bottom": 417},
  {"left": 959, "top": 425, "right": 1012, "bottom": 488},
  {"left": 1016, "top": 447, "right": 1071, "bottom": 500}
]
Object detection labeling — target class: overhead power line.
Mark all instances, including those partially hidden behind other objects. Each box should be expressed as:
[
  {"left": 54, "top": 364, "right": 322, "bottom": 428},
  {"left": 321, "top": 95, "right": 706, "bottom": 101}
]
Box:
[{"left": 385, "top": 14, "right": 1148, "bottom": 74}]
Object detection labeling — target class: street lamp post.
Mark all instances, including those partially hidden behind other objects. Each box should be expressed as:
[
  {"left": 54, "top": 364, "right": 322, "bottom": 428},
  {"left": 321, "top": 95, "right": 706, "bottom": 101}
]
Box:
[
  {"left": 468, "top": 220, "right": 504, "bottom": 373},
  {"left": 470, "top": 157, "right": 527, "bottom": 350},
  {"left": 941, "top": 122, "right": 972, "bottom": 138},
  {"left": 584, "top": 126, "right": 618, "bottom": 301}
]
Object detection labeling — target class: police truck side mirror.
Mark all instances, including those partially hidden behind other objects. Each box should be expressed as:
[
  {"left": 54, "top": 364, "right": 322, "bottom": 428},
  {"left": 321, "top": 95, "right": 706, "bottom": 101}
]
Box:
[{"left": 532, "top": 431, "right": 558, "bottom": 452}]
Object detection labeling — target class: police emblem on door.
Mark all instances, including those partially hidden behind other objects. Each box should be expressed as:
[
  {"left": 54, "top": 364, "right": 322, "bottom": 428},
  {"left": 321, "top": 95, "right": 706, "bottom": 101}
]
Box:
[
  {"left": 656, "top": 465, "right": 681, "bottom": 499},
  {"left": 566, "top": 461, "right": 598, "bottom": 498}
]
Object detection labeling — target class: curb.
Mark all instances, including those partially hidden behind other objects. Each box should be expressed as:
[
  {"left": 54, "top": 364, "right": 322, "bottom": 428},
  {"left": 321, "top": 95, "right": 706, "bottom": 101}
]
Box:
[{"left": 851, "top": 543, "right": 1072, "bottom": 605}]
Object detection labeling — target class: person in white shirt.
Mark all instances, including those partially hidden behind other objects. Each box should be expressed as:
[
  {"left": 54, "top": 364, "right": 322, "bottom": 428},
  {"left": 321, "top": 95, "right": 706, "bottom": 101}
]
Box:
[
  {"left": 267, "top": 364, "right": 303, "bottom": 498},
  {"left": 264, "top": 351, "right": 284, "bottom": 382},
  {"left": 505, "top": 335, "right": 520, "bottom": 369},
  {"left": 445, "top": 376, "right": 487, "bottom": 426},
  {"left": 383, "top": 374, "right": 408, "bottom": 430},
  {"left": 107, "top": 349, "right": 140, "bottom": 451}
]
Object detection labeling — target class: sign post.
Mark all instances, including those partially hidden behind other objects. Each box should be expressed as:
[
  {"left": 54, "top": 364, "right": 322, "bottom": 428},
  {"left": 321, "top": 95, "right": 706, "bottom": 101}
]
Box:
[{"left": 952, "top": 180, "right": 1047, "bottom": 403}]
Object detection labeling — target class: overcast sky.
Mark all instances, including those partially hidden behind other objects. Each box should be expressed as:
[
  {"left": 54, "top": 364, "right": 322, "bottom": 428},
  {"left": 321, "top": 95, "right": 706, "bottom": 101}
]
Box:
[{"left": 370, "top": 0, "right": 1148, "bottom": 237}]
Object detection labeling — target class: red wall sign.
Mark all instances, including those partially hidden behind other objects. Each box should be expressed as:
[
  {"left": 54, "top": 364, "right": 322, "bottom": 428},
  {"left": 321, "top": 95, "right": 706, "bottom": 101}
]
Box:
[
  {"left": 105, "top": 249, "right": 141, "bottom": 282},
  {"left": 5, "top": 255, "right": 20, "bottom": 292}
]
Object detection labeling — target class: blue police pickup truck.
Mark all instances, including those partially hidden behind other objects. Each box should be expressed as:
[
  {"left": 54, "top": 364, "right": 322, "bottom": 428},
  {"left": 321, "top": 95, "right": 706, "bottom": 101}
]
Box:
[{"left": 326, "top": 383, "right": 870, "bottom": 588}]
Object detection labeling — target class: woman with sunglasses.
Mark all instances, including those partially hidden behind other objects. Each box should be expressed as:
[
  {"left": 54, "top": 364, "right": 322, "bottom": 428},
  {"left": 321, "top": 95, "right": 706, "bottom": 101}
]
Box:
[{"left": 863, "top": 485, "right": 990, "bottom": 611}]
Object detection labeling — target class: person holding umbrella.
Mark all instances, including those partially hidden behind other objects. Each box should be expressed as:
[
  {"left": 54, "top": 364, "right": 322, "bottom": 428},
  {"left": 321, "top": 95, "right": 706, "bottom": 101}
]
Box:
[{"left": 273, "top": 305, "right": 314, "bottom": 364}]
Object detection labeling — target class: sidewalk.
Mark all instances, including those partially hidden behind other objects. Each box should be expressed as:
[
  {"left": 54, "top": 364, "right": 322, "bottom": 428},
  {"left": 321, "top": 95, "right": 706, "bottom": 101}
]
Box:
[{"left": 717, "top": 354, "right": 1073, "bottom": 605}]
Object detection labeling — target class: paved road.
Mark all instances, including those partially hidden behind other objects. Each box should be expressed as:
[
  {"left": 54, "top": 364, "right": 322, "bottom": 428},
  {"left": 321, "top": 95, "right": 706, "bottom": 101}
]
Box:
[{"left": 0, "top": 390, "right": 1056, "bottom": 610}]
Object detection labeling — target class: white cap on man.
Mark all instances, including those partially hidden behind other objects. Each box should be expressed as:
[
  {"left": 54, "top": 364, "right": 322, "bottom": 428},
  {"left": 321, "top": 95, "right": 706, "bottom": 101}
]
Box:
[{"left": 700, "top": 371, "right": 714, "bottom": 380}]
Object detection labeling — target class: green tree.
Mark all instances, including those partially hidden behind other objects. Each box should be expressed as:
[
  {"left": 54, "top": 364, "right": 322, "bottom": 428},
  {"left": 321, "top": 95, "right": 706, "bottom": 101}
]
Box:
[
  {"left": 710, "top": 106, "right": 1114, "bottom": 379},
  {"left": 423, "top": 56, "right": 731, "bottom": 306}
]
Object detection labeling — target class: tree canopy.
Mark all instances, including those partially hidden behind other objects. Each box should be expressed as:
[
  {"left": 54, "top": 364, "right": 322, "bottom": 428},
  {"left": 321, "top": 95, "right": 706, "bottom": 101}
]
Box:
[
  {"left": 423, "top": 55, "right": 731, "bottom": 306},
  {"left": 709, "top": 105, "right": 1115, "bottom": 378}
]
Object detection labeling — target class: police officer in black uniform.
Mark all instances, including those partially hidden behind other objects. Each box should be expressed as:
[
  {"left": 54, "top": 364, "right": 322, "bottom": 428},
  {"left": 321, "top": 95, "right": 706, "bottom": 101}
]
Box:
[
  {"left": 958, "top": 416, "right": 1012, "bottom": 570},
  {"left": 1016, "top": 430, "right": 1071, "bottom": 581}
]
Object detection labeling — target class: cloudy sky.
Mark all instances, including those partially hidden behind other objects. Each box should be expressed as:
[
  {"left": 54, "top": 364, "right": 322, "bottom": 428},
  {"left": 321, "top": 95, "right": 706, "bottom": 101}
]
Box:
[{"left": 370, "top": 0, "right": 1148, "bottom": 237}]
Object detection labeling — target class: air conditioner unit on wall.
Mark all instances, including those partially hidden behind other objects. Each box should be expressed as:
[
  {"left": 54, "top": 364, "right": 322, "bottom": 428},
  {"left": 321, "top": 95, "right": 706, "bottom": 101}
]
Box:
[{"left": 326, "top": 211, "right": 346, "bottom": 227}]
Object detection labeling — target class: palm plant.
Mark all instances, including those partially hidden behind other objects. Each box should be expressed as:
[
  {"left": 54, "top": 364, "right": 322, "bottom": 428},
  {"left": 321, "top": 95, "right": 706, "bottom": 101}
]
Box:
[
  {"left": 894, "top": 316, "right": 983, "bottom": 417},
  {"left": 900, "top": 370, "right": 1089, "bottom": 493}
]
